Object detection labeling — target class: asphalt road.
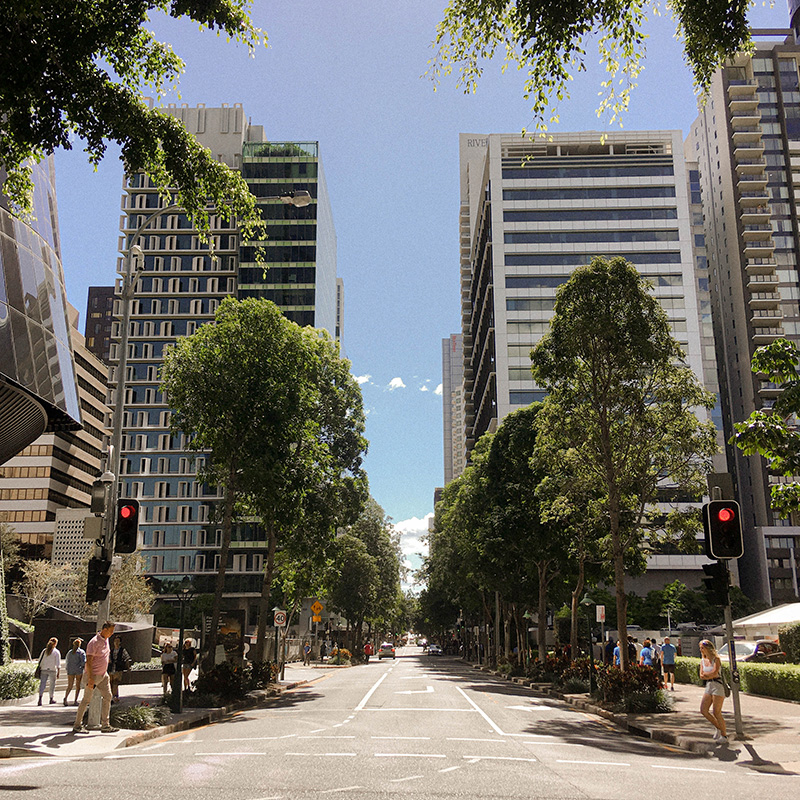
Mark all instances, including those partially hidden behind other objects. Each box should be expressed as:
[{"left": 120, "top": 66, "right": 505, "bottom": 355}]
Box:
[{"left": 1, "top": 646, "right": 796, "bottom": 798}]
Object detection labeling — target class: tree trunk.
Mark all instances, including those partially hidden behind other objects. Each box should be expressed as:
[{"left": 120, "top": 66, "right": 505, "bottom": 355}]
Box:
[
  {"left": 253, "top": 520, "right": 278, "bottom": 662},
  {"left": 537, "top": 561, "right": 548, "bottom": 662},
  {"left": 570, "top": 556, "right": 586, "bottom": 661},
  {"left": 610, "top": 488, "right": 628, "bottom": 670},
  {"left": 202, "top": 466, "right": 237, "bottom": 672}
]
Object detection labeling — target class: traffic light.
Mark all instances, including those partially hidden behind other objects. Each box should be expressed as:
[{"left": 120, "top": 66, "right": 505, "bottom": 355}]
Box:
[
  {"left": 703, "top": 500, "right": 744, "bottom": 560},
  {"left": 86, "top": 556, "right": 112, "bottom": 603},
  {"left": 702, "top": 561, "right": 730, "bottom": 606},
  {"left": 115, "top": 498, "right": 140, "bottom": 554}
]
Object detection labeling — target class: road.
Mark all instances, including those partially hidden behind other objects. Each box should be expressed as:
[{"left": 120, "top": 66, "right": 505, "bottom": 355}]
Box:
[{"left": 1, "top": 646, "right": 795, "bottom": 798}]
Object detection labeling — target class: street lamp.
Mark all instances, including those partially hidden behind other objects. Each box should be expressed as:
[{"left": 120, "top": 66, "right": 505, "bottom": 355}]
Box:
[
  {"left": 279, "top": 190, "right": 312, "bottom": 207},
  {"left": 171, "top": 577, "right": 195, "bottom": 713},
  {"left": 580, "top": 592, "right": 597, "bottom": 695}
]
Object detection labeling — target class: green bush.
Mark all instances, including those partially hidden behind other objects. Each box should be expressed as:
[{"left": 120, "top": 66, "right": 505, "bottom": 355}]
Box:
[
  {"left": 195, "top": 660, "right": 250, "bottom": 699},
  {"left": 675, "top": 656, "right": 800, "bottom": 701},
  {"left": 130, "top": 658, "right": 162, "bottom": 671},
  {"left": 596, "top": 664, "right": 662, "bottom": 706},
  {"left": 527, "top": 651, "right": 570, "bottom": 682},
  {"left": 779, "top": 622, "right": 800, "bottom": 664},
  {"left": 619, "top": 689, "right": 673, "bottom": 714},
  {"left": 560, "top": 677, "right": 590, "bottom": 693},
  {"left": 0, "top": 664, "right": 37, "bottom": 699},
  {"left": 110, "top": 702, "right": 171, "bottom": 730},
  {"left": 674, "top": 656, "right": 704, "bottom": 686},
  {"left": 328, "top": 648, "right": 351, "bottom": 666}
]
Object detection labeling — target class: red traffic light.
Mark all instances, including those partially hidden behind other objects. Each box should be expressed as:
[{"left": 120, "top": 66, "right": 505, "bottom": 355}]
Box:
[
  {"left": 717, "top": 507, "right": 735, "bottom": 523},
  {"left": 119, "top": 504, "right": 137, "bottom": 519}
]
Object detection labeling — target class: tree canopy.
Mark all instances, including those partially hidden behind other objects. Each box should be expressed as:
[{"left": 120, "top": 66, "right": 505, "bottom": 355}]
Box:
[
  {"left": 429, "top": 1, "right": 752, "bottom": 131},
  {"left": 0, "top": 1, "right": 266, "bottom": 238}
]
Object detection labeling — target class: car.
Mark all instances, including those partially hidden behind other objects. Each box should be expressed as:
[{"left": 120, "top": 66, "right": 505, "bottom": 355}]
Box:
[
  {"left": 378, "top": 642, "right": 396, "bottom": 659},
  {"left": 718, "top": 639, "right": 786, "bottom": 663},
  {"left": 427, "top": 644, "right": 442, "bottom": 656}
]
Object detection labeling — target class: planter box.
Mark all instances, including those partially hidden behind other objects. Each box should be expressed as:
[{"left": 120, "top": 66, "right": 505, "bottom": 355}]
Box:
[{"left": 122, "top": 669, "right": 161, "bottom": 685}]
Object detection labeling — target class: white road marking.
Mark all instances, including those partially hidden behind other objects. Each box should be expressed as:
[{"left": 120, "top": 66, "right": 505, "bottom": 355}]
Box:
[
  {"left": 372, "top": 736, "right": 431, "bottom": 741},
  {"left": 506, "top": 704, "right": 555, "bottom": 712},
  {"left": 396, "top": 685, "right": 434, "bottom": 695},
  {"left": 557, "top": 760, "right": 631, "bottom": 766},
  {"left": 354, "top": 671, "right": 389, "bottom": 711},
  {"left": 285, "top": 752, "right": 357, "bottom": 757},
  {"left": 463, "top": 756, "right": 539, "bottom": 763},
  {"left": 221, "top": 735, "right": 295, "bottom": 741},
  {"left": 455, "top": 686, "right": 505, "bottom": 736},
  {"left": 390, "top": 775, "right": 424, "bottom": 783},
  {"left": 525, "top": 742, "right": 584, "bottom": 747},
  {"left": 375, "top": 753, "right": 447, "bottom": 758},
  {"left": 439, "top": 765, "right": 462, "bottom": 773},
  {"left": 309, "top": 728, "right": 325, "bottom": 733},
  {"left": 102, "top": 754, "right": 175, "bottom": 759},
  {"left": 651, "top": 765, "right": 726, "bottom": 773},
  {"left": 447, "top": 737, "right": 505, "bottom": 743},
  {"left": 319, "top": 787, "right": 362, "bottom": 795},
  {"left": 298, "top": 735, "right": 355, "bottom": 739},
  {"left": 196, "top": 752, "right": 256, "bottom": 756},
  {"left": 360, "top": 707, "right": 475, "bottom": 712}
]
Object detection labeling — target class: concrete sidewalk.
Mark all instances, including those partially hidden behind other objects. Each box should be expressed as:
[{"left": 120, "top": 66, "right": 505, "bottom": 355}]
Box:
[{"left": 0, "top": 661, "right": 331, "bottom": 759}]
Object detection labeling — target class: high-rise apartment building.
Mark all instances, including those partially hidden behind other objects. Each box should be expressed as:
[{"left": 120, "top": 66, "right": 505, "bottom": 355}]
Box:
[
  {"left": 0, "top": 304, "right": 110, "bottom": 559},
  {"left": 458, "top": 130, "right": 725, "bottom": 591},
  {"left": 442, "top": 334, "right": 465, "bottom": 484},
  {"left": 687, "top": 29, "right": 800, "bottom": 603},
  {"left": 111, "top": 104, "right": 340, "bottom": 628},
  {"left": 84, "top": 286, "right": 115, "bottom": 364}
]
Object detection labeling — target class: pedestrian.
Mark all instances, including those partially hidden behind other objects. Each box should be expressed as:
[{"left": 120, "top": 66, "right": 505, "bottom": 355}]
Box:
[
  {"left": 626, "top": 636, "right": 636, "bottom": 662},
  {"left": 698, "top": 639, "right": 728, "bottom": 742},
  {"left": 108, "top": 635, "right": 131, "bottom": 702},
  {"left": 63, "top": 638, "right": 86, "bottom": 706},
  {"left": 320, "top": 641, "right": 327, "bottom": 662},
  {"left": 638, "top": 638, "right": 654, "bottom": 667},
  {"left": 72, "top": 621, "right": 119, "bottom": 734},
  {"left": 613, "top": 641, "right": 621, "bottom": 667},
  {"left": 363, "top": 641, "right": 373, "bottom": 663},
  {"left": 181, "top": 638, "right": 197, "bottom": 690},
  {"left": 604, "top": 638, "right": 615, "bottom": 665},
  {"left": 651, "top": 638, "right": 663, "bottom": 684},
  {"left": 661, "top": 636, "right": 677, "bottom": 691},
  {"left": 36, "top": 637, "right": 61, "bottom": 706},
  {"left": 161, "top": 642, "right": 178, "bottom": 693}
]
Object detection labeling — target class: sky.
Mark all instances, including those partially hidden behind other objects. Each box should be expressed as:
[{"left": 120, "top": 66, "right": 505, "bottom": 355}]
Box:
[{"left": 52, "top": 1, "right": 789, "bottom": 582}]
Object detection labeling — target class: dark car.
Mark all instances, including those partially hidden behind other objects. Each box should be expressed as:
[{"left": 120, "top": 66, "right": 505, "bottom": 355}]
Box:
[
  {"left": 718, "top": 639, "right": 786, "bottom": 663},
  {"left": 427, "top": 644, "right": 442, "bottom": 656}
]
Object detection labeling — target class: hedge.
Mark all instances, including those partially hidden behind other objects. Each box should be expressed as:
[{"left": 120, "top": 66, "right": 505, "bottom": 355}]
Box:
[
  {"left": 779, "top": 622, "right": 800, "bottom": 664},
  {"left": 0, "top": 664, "right": 38, "bottom": 700},
  {"left": 675, "top": 656, "right": 800, "bottom": 702}
]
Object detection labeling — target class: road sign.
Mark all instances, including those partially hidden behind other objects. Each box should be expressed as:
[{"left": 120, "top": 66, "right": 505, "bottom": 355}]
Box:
[
  {"left": 311, "top": 600, "right": 324, "bottom": 615},
  {"left": 596, "top": 605, "right": 606, "bottom": 623},
  {"left": 274, "top": 609, "right": 287, "bottom": 626},
  {"left": 312, "top": 615, "right": 321, "bottom": 622}
]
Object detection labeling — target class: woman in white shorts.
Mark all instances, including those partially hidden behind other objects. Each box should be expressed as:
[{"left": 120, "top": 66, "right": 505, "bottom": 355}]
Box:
[{"left": 699, "top": 639, "right": 727, "bottom": 742}]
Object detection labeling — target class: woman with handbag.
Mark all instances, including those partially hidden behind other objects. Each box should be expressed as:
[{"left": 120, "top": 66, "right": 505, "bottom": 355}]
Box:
[
  {"left": 36, "top": 638, "right": 61, "bottom": 706},
  {"left": 699, "top": 639, "right": 728, "bottom": 743}
]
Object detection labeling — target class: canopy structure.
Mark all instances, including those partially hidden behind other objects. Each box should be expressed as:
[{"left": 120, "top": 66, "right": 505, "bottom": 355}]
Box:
[{"left": 730, "top": 603, "right": 800, "bottom": 639}]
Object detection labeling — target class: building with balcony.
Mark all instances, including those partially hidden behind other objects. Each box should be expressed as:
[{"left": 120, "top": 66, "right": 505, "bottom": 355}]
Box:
[
  {"left": 686, "top": 30, "right": 800, "bottom": 603},
  {"left": 442, "top": 333, "right": 466, "bottom": 484}
]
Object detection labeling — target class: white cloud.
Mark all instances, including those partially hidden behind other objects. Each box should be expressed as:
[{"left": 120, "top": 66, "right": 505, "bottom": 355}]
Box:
[
  {"left": 419, "top": 385, "right": 429, "bottom": 392},
  {"left": 392, "top": 513, "right": 433, "bottom": 560},
  {"left": 355, "top": 374, "right": 371, "bottom": 385},
  {"left": 433, "top": 383, "right": 443, "bottom": 396},
  {"left": 388, "top": 377, "right": 406, "bottom": 391}
]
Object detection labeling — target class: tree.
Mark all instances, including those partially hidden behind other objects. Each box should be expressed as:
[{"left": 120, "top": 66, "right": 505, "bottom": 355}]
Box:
[
  {"left": 0, "top": 522, "right": 21, "bottom": 578},
  {"left": 12, "top": 559, "right": 73, "bottom": 626},
  {"left": 0, "top": 1, "right": 265, "bottom": 240},
  {"left": 161, "top": 297, "right": 367, "bottom": 668},
  {"left": 429, "top": 1, "right": 752, "bottom": 132},
  {"left": 530, "top": 256, "right": 717, "bottom": 669},
  {"left": 732, "top": 338, "right": 800, "bottom": 517},
  {"left": 109, "top": 554, "right": 156, "bottom": 621}
]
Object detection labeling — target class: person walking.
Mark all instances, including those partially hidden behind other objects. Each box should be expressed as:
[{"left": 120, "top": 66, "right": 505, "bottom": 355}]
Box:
[
  {"left": 699, "top": 639, "right": 728, "bottom": 743},
  {"left": 181, "top": 638, "right": 197, "bottom": 691},
  {"left": 72, "top": 621, "right": 118, "bottom": 734},
  {"left": 638, "top": 638, "right": 654, "bottom": 668},
  {"left": 37, "top": 638, "right": 61, "bottom": 705},
  {"left": 108, "top": 635, "right": 131, "bottom": 702},
  {"left": 63, "top": 638, "right": 86, "bottom": 705},
  {"left": 161, "top": 642, "right": 178, "bottom": 693},
  {"left": 661, "top": 636, "right": 677, "bottom": 691},
  {"left": 302, "top": 641, "right": 311, "bottom": 666}
]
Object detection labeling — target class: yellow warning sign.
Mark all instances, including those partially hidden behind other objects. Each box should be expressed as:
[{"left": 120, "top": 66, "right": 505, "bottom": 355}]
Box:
[{"left": 311, "top": 600, "right": 324, "bottom": 615}]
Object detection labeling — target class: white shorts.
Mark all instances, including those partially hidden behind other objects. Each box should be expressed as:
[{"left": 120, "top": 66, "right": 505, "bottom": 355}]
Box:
[{"left": 704, "top": 679, "right": 725, "bottom": 698}]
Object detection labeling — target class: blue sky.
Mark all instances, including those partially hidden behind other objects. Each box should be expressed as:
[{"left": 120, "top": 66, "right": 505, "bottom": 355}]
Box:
[{"left": 53, "top": 2, "right": 788, "bottom": 577}]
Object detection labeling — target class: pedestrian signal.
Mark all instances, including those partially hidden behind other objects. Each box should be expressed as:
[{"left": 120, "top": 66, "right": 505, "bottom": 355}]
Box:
[
  {"left": 86, "top": 556, "right": 112, "bottom": 603},
  {"left": 701, "top": 561, "right": 730, "bottom": 606},
  {"left": 115, "top": 498, "right": 140, "bottom": 554}
]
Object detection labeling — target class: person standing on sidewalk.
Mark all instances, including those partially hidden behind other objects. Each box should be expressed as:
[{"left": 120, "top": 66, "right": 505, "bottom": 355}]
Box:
[
  {"left": 37, "top": 638, "right": 61, "bottom": 705},
  {"left": 661, "top": 637, "right": 677, "bottom": 691},
  {"left": 63, "top": 638, "right": 86, "bottom": 705},
  {"left": 699, "top": 639, "right": 727, "bottom": 743},
  {"left": 72, "top": 621, "right": 119, "bottom": 734},
  {"left": 108, "top": 635, "right": 131, "bottom": 702}
]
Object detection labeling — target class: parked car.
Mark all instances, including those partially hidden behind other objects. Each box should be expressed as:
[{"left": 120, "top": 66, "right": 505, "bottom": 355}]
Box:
[
  {"left": 718, "top": 640, "right": 786, "bottom": 663},
  {"left": 427, "top": 644, "right": 442, "bottom": 656},
  {"left": 378, "top": 642, "right": 396, "bottom": 660}
]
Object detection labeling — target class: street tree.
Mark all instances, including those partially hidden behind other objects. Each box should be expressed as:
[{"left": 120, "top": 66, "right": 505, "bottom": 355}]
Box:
[
  {"left": 430, "top": 1, "right": 752, "bottom": 132},
  {"left": 0, "top": 1, "right": 265, "bottom": 240},
  {"left": 531, "top": 256, "right": 717, "bottom": 669},
  {"left": 732, "top": 337, "right": 800, "bottom": 517},
  {"left": 12, "top": 559, "right": 73, "bottom": 627}
]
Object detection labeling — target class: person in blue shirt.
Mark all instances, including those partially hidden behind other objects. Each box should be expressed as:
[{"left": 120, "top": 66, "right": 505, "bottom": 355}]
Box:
[
  {"left": 63, "top": 638, "right": 85, "bottom": 706},
  {"left": 661, "top": 637, "right": 678, "bottom": 691},
  {"left": 613, "top": 643, "right": 621, "bottom": 666},
  {"left": 639, "top": 639, "right": 654, "bottom": 667}
]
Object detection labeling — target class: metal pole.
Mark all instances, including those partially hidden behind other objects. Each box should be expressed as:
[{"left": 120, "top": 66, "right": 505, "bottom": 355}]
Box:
[
  {"left": 174, "top": 597, "right": 185, "bottom": 713},
  {"left": 587, "top": 608, "right": 595, "bottom": 694},
  {"left": 723, "top": 586, "right": 745, "bottom": 739}
]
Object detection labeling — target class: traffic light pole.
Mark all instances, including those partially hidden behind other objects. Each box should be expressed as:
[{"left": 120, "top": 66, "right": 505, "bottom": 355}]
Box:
[{"left": 722, "top": 567, "right": 745, "bottom": 740}]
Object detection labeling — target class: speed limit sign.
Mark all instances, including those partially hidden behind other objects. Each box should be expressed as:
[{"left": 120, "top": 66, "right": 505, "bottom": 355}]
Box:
[{"left": 274, "top": 609, "right": 287, "bottom": 626}]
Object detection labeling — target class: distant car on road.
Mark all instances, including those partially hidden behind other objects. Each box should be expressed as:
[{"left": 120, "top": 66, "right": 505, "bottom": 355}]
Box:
[
  {"left": 718, "top": 640, "right": 786, "bottom": 663},
  {"left": 378, "top": 642, "right": 396, "bottom": 660},
  {"left": 427, "top": 644, "right": 442, "bottom": 656}
]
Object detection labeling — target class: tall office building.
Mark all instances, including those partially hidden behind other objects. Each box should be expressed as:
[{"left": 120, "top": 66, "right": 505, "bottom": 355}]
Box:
[
  {"left": 0, "top": 304, "right": 110, "bottom": 559},
  {"left": 687, "top": 29, "right": 800, "bottom": 603},
  {"left": 458, "top": 130, "right": 725, "bottom": 591},
  {"left": 112, "top": 104, "right": 340, "bottom": 627},
  {"left": 442, "top": 334, "right": 465, "bottom": 484},
  {"left": 84, "top": 286, "right": 115, "bottom": 364}
]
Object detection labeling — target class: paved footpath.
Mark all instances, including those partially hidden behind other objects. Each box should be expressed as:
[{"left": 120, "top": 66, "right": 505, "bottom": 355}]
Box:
[{"left": 0, "top": 661, "right": 332, "bottom": 759}]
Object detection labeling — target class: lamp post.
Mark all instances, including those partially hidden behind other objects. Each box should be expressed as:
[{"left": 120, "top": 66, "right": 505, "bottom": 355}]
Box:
[
  {"left": 580, "top": 592, "right": 596, "bottom": 695},
  {"left": 171, "top": 577, "right": 195, "bottom": 713}
]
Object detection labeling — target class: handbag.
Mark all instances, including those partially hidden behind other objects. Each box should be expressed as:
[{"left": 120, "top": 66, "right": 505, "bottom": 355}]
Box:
[
  {"left": 721, "top": 673, "right": 731, "bottom": 697},
  {"left": 34, "top": 651, "right": 44, "bottom": 679}
]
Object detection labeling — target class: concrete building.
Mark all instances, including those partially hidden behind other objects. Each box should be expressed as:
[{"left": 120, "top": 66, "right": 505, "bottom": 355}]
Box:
[
  {"left": 0, "top": 159, "right": 80, "bottom": 465},
  {"left": 457, "top": 130, "right": 725, "bottom": 592},
  {"left": 0, "top": 304, "right": 110, "bottom": 559},
  {"left": 442, "top": 333, "right": 466, "bottom": 484},
  {"left": 84, "top": 286, "right": 115, "bottom": 364},
  {"left": 111, "top": 104, "right": 341, "bottom": 628},
  {"left": 687, "top": 29, "right": 800, "bottom": 603}
]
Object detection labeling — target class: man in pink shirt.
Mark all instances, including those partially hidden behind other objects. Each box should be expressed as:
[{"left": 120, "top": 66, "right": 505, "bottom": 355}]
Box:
[{"left": 72, "top": 621, "right": 118, "bottom": 733}]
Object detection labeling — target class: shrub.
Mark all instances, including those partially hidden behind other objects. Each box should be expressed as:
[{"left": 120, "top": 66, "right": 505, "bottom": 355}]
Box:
[
  {"left": 110, "top": 702, "right": 171, "bottom": 730},
  {"left": 619, "top": 689, "right": 673, "bottom": 714},
  {"left": 527, "top": 651, "right": 570, "bottom": 682},
  {"left": 676, "top": 656, "right": 800, "bottom": 702},
  {"left": 779, "top": 622, "right": 800, "bottom": 664},
  {"left": 496, "top": 658, "right": 513, "bottom": 677},
  {"left": 560, "top": 677, "right": 590, "bottom": 693},
  {"left": 130, "top": 658, "right": 162, "bottom": 671},
  {"left": 674, "top": 656, "right": 704, "bottom": 686},
  {"left": 249, "top": 659, "right": 278, "bottom": 688},
  {"left": 328, "top": 648, "right": 351, "bottom": 666},
  {"left": 194, "top": 660, "right": 250, "bottom": 699},
  {"left": 0, "top": 664, "right": 37, "bottom": 700},
  {"left": 595, "top": 664, "right": 662, "bottom": 706}
]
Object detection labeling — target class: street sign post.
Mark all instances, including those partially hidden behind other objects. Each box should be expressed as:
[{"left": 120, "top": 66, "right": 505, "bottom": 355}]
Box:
[{"left": 273, "top": 609, "right": 287, "bottom": 627}]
